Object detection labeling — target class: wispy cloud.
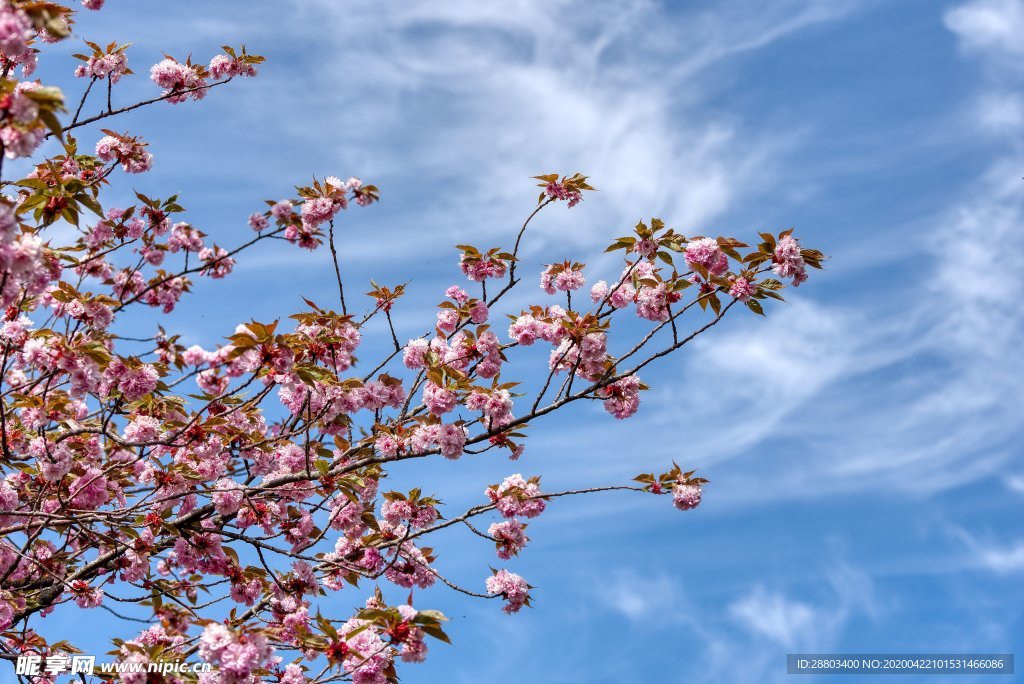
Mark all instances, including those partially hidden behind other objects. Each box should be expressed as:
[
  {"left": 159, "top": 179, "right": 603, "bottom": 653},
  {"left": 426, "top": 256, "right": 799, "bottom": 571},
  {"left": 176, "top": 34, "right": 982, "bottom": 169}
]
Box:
[
  {"left": 272, "top": 0, "right": 854, "bottom": 255},
  {"left": 728, "top": 560, "right": 878, "bottom": 650},
  {"left": 951, "top": 526, "right": 1024, "bottom": 574},
  {"left": 944, "top": 0, "right": 1024, "bottom": 63},
  {"left": 598, "top": 0, "right": 1024, "bottom": 503}
]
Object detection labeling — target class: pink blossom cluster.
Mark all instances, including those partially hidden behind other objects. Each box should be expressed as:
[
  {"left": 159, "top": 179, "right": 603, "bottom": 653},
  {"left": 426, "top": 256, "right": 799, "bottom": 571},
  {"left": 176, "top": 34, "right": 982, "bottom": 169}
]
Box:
[
  {"left": 300, "top": 177, "right": 362, "bottom": 228},
  {"left": 540, "top": 261, "right": 586, "bottom": 295},
  {"left": 115, "top": 625, "right": 187, "bottom": 683},
  {"left": 385, "top": 539, "right": 437, "bottom": 589},
  {"left": 404, "top": 324, "right": 503, "bottom": 378},
  {"left": 95, "top": 133, "right": 154, "bottom": 173},
  {"left": 208, "top": 53, "right": 257, "bottom": 80},
  {"left": 423, "top": 381, "right": 457, "bottom": 415},
  {"left": 410, "top": 421, "right": 467, "bottom": 459},
  {"left": 459, "top": 252, "right": 507, "bottom": 281},
  {"left": 485, "top": 569, "right": 531, "bottom": 613},
  {"left": 100, "top": 359, "right": 160, "bottom": 401},
  {"left": 394, "top": 604, "right": 429, "bottom": 663},
  {"left": 466, "top": 387, "right": 514, "bottom": 428},
  {"left": 486, "top": 473, "right": 546, "bottom": 519},
  {"left": 1, "top": 84, "right": 45, "bottom": 158},
  {"left": 198, "top": 623, "right": 274, "bottom": 684},
  {"left": 672, "top": 483, "right": 702, "bottom": 511},
  {"left": 590, "top": 260, "right": 682, "bottom": 322},
  {"left": 549, "top": 332, "right": 608, "bottom": 381},
  {"left": 167, "top": 221, "right": 205, "bottom": 253},
  {"left": 149, "top": 57, "right": 207, "bottom": 103},
  {"left": 0, "top": 1, "right": 34, "bottom": 75},
  {"left": 544, "top": 181, "right": 582, "bottom": 207},
  {"left": 772, "top": 234, "right": 808, "bottom": 285},
  {"left": 68, "top": 579, "right": 104, "bottom": 608},
  {"left": 322, "top": 537, "right": 384, "bottom": 591},
  {"left": 337, "top": 617, "right": 393, "bottom": 684},
  {"left": 684, "top": 237, "right": 729, "bottom": 276},
  {"left": 206, "top": 52, "right": 256, "bottom": 79},
  {"left": 0, "top": 201, "right": 58, "bottom": 309},
  {"left": 382, "top": 497, "right": 439, "bottom": 530},
  {"left": 247, "top": 177, "right": 367, "bottom": 250},
  {"left": 507, "top": 305, "right": 569, "bottom": 346},
  {"left": 596, "top": 374, "right": 642, "bottom": 419},
  {"left": 82, "top": 0, "right": 105, "bottom": 9},
  {"left": 60, "top": 297, "right": 114, "bottom": 330},
  {"left": 729, "top": 276, "right": 756, "bottom": 302},
  {"left": 277, "top": 376, "right": 407, "bottom": 436},
  {"left": 75, "top": 50, "right": 128, "bottom": 83},
  {"left": 199, "top": 246, "right": 234, "bottom": 279},
  {"left": 488, "top": 519, "right": 528, "bottom": 559}
]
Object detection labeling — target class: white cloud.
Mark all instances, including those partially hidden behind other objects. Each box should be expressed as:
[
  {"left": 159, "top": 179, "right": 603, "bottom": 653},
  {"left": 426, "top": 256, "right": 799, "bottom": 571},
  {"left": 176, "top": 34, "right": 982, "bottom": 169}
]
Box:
[
  {"left": 728, "top": 561, "right": 879, "bottom": 650},
  {"left": 944, "top": 0, "right": 1024, "bottom": 62},
  {"left": 274, "top": 0, "right": 851, "bottom": 255},
  {"left": 951, "top": 526, "right": 1024, "bottom": 574},
  {"left": 729, "top": 588, "right": 817, "bottom": 649},
  {"left": 975, "top": 92, "right": 1024, "bottom": 133},
  {"left": 613, "top": 0, "right": 1024, "bottom": 501},
  {"left": 601, "top": 569, "right": 685, "bottom": 622}
]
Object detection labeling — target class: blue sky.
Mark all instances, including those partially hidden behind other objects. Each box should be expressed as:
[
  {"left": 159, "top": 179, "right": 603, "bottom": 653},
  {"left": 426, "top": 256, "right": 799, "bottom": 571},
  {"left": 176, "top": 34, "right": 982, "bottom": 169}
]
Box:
[{"left": 26, "top": 0, "right": 1024, "bottom": 682}]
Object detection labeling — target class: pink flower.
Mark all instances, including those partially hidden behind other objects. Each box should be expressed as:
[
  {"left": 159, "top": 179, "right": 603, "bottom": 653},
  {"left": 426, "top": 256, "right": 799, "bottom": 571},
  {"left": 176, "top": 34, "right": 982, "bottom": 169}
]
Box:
[
  {"left": 444, "top": 285, "right": 468, "bottom": 303},
  {"left": 123, "top": 415, "right": 162, "bottom": 442},
  {"left": 672, "top": 483, "right": 702, "bottom": 511},
  {"left": 207, "top": 53, "right": 256, "bottom": 79},
  {"left": 544, "top": 181, "right": 583, "bottom": 207},
  {"left": 375, "top": 432, "right": 401, "bottom": 458},
  {"left": 166, "top": 222, "right": 205, "bottom": 252},
  {"left": 596, "top": 375, "right": 642, "bottom": 419},
  {"left": 199, "top": 246, "right": 234, "bottom": 279},
  {"left": 486, "top": 473, "right": 546, "bottom": 519},
  {"left": 435, "top": 308, "right": 458, "bottom": 335},
  {"left": 684, "top": 237, "right": 728, "bottom": 276},
  {"left": 634, "top": 238, "right": 658, "bottom": 257},
  {"left": 94, "top": 134, "right": 154, "bottom": 174},
  {"left": 248, "top": 213, "right": 268, "bottom": 231},
  {"left": 0, "top": 124, "right": 44, "bottom": 159},
  {"left": 104, "top": 360, "right": 159, "bottom": 401},
  {"left": 485, "top": 569, "right": 530, "bottom": 613},
  {"left": 69, "top": 580, "right": 104, "bottom": 608},
  {"left": 149, "top": 58, "right": 208, "bottom": 103},
  {"left": 508, "top": 314, "right": 545, "bottom": 345},
  {"left": 466, "top": 388, "right": 514, "bottom": 428},
  {"left": 82, "top": 0, "right": 105, "bottom": 9},
  {"left": 212, "top": 479, "right": 244, "bottom": 515},
  {"left": 469, "top": 300, "right": 489, "bottom": 324},
  {"left": 540, "top": 262, "right": 586, "bottom": 295},
  {"left": 338, "top": 618, "right": 393, "bottom": 683},
  {"left": 0, "top": 2, "right": 32, "bottom": 58},
  {"left": 423, "top": 381, "right": 457, "bottom": 415},
  {"left": 459, "top": 253, "right": 507, "bottom": 282},
  {"left": 772, "top": 235, "right": 808, "bottom": 286},
  {"left": 488, "top": 520, "right": 528, "bottom": 559},
  {"left": 403, "top": 338, "right": 429, "bottom": 369},
  {"left": 436, "top": 423, "right": 466, "bottom": 459},
  {"left": 549, "top": 332, "right": 608, "bottom": 381},
  {"left": 728, "top": 277, "right": 756, "bottom": 302},
  {"left": 634, "top": 281, "right": 676, "bottom": 322},
  {"left": 300, "top": 197, "right": 338, "bottom": 228},
  {"left": 385, "top": 541, "right": 437, "bottom": 589},
  {"left": 271, "top": 200, "right": 294, "bottom": 221},
  {"left": 77, "top": 50, "right": 128, "bottom": 83}
]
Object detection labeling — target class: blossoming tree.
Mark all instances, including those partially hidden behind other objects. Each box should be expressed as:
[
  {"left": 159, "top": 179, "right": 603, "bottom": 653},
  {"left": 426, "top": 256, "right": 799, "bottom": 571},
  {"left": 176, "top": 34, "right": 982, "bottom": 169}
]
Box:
[{"left": 0, "top": 2, "right": 823, "bottom": 682}]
